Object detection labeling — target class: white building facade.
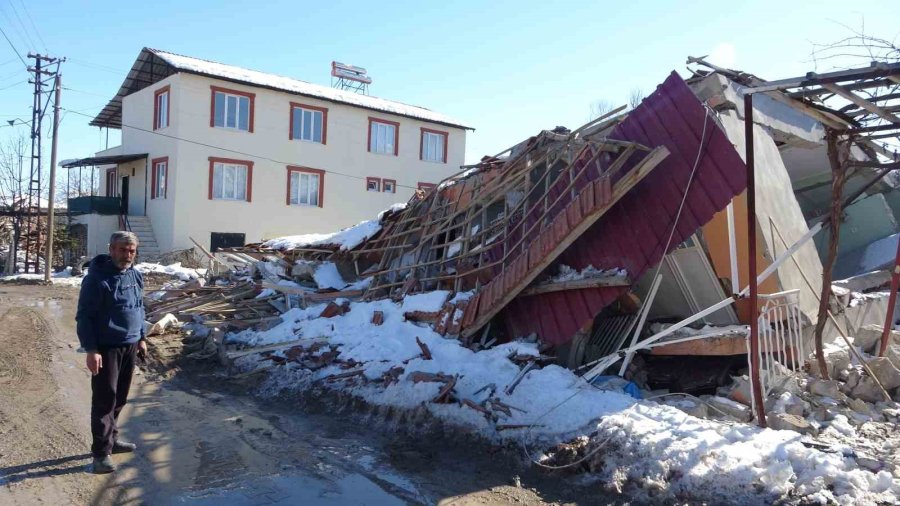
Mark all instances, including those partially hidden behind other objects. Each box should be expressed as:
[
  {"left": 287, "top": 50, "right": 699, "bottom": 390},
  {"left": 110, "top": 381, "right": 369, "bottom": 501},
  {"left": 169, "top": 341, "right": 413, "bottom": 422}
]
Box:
[{"left": 67, "top": 48, "right": 470, "bottom": 257}]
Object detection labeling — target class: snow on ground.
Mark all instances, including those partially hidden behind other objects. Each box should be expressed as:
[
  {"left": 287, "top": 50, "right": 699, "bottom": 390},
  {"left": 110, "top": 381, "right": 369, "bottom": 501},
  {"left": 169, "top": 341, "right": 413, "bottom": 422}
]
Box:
[
  {"left": 135, "top": 262, "right": 205, "bottom": 281},
  {"left": 227, "top": 297, "right": 900, "bottom": 504},
  {"left": 0, "top": 267, "right": 84, "bottom": 286}
]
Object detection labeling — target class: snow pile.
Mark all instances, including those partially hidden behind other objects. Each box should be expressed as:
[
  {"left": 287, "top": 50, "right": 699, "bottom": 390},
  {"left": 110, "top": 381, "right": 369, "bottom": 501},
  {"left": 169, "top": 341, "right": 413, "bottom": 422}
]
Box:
[
  {"left": 264, "top": 203, "right": 407, "bottom": 252},
  {"left": 229, "top": 298, "right": 899, "bottom": 504},
  {"left": 0, "top": 267, "right": 84, "bottom": 286},
  {"left": 135, "top": 262, "right": 205, "bottom": 281},
  {"left": 849, "top": 291, "right": 890, "bottom": 308},
  {"left": 264, "top": 219, "right": 382, "bottom": 252}
]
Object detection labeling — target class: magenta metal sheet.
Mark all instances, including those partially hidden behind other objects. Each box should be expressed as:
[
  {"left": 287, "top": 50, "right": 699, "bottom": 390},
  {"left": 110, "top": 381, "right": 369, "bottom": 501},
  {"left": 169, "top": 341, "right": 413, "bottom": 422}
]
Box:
[{"left": 501, "top": 72, "right": 748, "bottom": 345}]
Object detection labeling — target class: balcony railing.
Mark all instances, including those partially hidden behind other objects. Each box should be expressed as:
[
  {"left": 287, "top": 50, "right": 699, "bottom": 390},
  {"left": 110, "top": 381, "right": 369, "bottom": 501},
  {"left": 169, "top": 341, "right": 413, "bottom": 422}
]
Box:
[{"left": 67, "top": 196, "right": 121, "bottom": 215}]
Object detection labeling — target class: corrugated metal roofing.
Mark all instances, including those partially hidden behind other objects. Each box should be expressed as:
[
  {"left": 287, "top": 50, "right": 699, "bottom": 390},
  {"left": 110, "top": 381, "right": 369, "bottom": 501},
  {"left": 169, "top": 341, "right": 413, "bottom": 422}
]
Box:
[{"left": 501, "top": 72, "right": 748, "bottom": 345}]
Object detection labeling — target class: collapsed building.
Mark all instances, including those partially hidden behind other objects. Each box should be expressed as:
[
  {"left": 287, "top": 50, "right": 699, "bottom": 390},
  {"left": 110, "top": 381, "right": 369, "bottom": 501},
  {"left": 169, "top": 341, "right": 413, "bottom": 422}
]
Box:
[{"left": 217, "top": 60, "right": 900, "bottom": 425}]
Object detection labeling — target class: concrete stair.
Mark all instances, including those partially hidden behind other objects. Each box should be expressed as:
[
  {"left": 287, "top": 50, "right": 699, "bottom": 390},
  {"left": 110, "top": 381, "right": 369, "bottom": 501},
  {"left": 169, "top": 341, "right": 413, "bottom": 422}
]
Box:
[{"left": 126, "top": 215, "right": 161, "bottom": 260}]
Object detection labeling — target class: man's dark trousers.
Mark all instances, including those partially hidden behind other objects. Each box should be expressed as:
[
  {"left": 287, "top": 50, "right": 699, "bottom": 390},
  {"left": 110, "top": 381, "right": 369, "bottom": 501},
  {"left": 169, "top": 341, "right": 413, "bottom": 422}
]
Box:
[{"left": 91, "top": 343, "right": 138, "bottom": 457}]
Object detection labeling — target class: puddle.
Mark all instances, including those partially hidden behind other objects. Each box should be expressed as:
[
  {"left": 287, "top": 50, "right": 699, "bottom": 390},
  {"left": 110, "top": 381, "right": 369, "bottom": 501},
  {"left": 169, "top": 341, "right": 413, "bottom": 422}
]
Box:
[
  {"left": 22, "top": 299, "right": 65, "bottom": 317},
  {"left": 178, "top": 471, "right": 407, "bottom": 505}
]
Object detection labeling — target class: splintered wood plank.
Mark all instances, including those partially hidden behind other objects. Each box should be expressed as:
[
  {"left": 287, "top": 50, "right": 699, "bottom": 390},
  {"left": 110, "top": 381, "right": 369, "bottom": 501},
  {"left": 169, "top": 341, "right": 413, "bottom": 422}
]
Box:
[{"left": 519, "top": 275, "right": 632, "bottom": 297}]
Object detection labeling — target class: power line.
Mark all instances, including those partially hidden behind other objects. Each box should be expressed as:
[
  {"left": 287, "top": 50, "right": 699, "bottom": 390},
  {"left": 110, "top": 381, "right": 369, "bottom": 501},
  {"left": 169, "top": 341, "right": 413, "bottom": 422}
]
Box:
[
  {"left": 0, "top": 77, "right": 24, "bottom": 90},
  {"left": 67, "top": 57, "right": 128, "bottom": 76},
  {"left": 60, "top": 107, "right": 425, "bottom": 191},
  {"left": 4, "top": 0, "right": 35, "bottom": 51},
  {"left": 15, "top": 0, "right": 47, "bottom": 52},
  {"left": 0, "top": 24, "right": 27, "bottom": 67}
]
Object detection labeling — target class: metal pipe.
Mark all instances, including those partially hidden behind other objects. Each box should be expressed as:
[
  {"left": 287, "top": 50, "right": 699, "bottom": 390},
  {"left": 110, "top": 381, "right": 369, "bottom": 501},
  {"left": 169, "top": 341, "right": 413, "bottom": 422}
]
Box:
[
  {"left": 745, "top": 93, "right": 767, "bottom": 428},
  {"left": 727, "top": 202, "right": 739, "bottom": 295},
  {"left": 618, "top": 274, "right": 662, "bottom": 376},
  {"left": 879, "top": 237, "right": 900, "bottom": 356}
]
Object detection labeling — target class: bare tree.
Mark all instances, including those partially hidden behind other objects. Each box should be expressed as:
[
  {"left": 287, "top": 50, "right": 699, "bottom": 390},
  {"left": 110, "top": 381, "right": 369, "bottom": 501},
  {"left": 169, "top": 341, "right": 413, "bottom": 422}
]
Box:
[
  {"left": 0, "top": 134, "right": 30, "bottom": 272},
  {"left": 628, "top": 88, "right": 645, "bottom": 110},
  {"left": 589, "top": 99, "right": 615, "bottom": 121},
  {"left": 806, "top": 24, "right": 899, "bottom": 376}
]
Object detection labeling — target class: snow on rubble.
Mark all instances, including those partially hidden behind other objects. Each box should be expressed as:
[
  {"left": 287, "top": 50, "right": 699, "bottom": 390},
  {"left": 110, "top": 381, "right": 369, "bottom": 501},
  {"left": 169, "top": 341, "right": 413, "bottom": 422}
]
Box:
[
  {"left": 135, "top": 262, "right": 205, "bottom": 281},
  {"left": 263, "top": 204, "right": 406, "bottom": 252},
  {"left": 226, "top": 297, "right": 900, "bottom": 504}
]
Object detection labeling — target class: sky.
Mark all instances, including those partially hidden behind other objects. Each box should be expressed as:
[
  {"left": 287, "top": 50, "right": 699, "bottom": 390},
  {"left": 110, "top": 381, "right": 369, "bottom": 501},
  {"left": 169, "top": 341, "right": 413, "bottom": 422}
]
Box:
[{"left": 0, "top": 0, "right": 897, "bottom": 175}]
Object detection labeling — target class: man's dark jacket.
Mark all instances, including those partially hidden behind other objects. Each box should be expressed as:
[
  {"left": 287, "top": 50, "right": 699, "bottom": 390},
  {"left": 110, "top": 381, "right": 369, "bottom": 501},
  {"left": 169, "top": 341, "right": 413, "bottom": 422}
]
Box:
[{"left": 76, "top": 254, "right": 145, "bottom": 352}]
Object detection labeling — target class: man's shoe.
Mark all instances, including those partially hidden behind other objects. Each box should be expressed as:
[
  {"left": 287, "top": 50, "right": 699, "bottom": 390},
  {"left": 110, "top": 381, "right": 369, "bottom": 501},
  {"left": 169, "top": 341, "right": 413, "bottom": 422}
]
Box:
[
  {"left": 112, "top": 440, "right": 137, "bottom": 454},
  {"left": 92, "top": 455, "right": 116, "bottom": 474}
]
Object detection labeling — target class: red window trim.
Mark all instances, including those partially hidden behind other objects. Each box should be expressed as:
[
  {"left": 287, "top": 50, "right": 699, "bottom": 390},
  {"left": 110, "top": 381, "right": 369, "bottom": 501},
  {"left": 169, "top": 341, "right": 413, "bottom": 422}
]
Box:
[
  {"left": 105, "top": 168, "right": 116, "bottom": 196},
  {"left": 285, "top": 166, "right": 325, "bottom": 208},
  {"left": 367, "top": 117, "right": 400, "bottom": 156},
  {"left": 420, "top": 127, "right": 449, "bottom": 163},
  {"left": 366, "top": 176, "right": 381, "bottom": 192},
  {"left": 150, "top": 156, "right": 169, "bottom": 199},
  {"left": 382, "top": 178, "right": 397, "bottom": 193},
  {"left": 417, "top": 182, "right": 437, "bottom": 192},
  {"left": 289, "top": 102, "right": 328, "bottom": 144},
  {"left": 153, "top": 85, "right": 171, "bottom": 130},
  {"left": 208, "top": 156, "right": 254, "bottom": 202},
  {"left": 209, "top": 85, "right": 256, "bottom": 133}
]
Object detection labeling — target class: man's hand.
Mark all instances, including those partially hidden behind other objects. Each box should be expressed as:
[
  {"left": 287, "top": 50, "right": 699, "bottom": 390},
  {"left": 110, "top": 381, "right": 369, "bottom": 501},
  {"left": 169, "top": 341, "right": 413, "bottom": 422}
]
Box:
[
  {"left": 86, "top": 352, "right": 102, "bottom": 376},
  {"left": 138, "top": 340, "right": 148, "bottom": 362}
]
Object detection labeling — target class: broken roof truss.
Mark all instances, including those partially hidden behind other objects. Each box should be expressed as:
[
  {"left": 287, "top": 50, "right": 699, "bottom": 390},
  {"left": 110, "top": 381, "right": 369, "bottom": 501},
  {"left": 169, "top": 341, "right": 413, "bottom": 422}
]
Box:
[{"left": 353, "top": 114, "right": 668, "bottom": 338}]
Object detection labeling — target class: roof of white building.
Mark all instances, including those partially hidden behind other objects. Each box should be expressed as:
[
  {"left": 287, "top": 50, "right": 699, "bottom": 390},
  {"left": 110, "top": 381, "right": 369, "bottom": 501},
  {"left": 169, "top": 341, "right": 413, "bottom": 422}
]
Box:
[{"left": 91, "top": 48, "right": 472, "bottom": 131}]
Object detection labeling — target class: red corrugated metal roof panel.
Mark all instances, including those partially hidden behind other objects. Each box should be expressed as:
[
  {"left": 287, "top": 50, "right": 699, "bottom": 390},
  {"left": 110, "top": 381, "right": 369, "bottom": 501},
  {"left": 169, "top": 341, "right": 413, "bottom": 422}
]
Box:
[{"left": 502, "top": 72, "right": 748, "bottom": 345}]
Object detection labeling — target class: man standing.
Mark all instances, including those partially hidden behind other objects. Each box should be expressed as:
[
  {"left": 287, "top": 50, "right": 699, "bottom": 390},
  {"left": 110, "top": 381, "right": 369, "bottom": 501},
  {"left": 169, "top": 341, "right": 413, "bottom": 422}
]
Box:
[{"left": 75, "top": 231, "right": 147, "bottom": 474}]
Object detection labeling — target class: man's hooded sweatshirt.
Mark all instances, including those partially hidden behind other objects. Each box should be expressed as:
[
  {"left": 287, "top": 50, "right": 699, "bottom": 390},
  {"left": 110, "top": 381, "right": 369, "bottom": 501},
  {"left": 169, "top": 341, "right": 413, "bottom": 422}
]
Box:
[{"left": 76, "top": 254, "right": 145, "bottom": 351}]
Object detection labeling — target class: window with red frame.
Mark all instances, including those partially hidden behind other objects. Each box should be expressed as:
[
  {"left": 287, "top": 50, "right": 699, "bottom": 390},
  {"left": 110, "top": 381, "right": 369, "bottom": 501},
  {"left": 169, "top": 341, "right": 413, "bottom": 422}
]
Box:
[
  {"left": 105, "top": 169, "right": 116, "bottom": 196},
  {"left": 366, "top": 177, "right": 381, "bottom": 192},
  {"left": 368, "top": 118, "right": 399, "bottom": 155},
  {"left": 151, "top": 158, "right": 168, "bottom": 199},
  {"left": 154, "top": 86, "right": 170, "bottom": 130},
  {"left": 287, "top": 167, "right": 324, "bottom": 207},
  {"left": 382, "top": 179, "right": 396, "bottom": 193},
  {"left": 290, "top": 103, "right": 327, "bottom": 143},
  {"left": 211, "top": 86, "right": 254, "bottom": 132},
  {"left": 417, "top": 182, "right": 436, "bottom": 192},
  {"left": 420, "top": 128, "right": 447, "bottom": 163},
  {"left": 209, "top": 158, "right": 253, "bottom": 201}
]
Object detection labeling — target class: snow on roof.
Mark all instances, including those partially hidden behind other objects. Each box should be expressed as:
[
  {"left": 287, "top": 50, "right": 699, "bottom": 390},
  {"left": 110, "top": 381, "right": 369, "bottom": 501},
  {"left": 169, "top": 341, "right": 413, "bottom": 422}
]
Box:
[{"left": 149, "top": 49, "right": 472, "bottom": 130}]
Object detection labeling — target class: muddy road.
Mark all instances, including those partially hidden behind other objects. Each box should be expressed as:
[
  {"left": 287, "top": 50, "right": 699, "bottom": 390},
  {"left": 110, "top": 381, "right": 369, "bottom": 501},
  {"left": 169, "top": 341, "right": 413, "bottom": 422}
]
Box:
[{"left": 0, "top": 284, "right": 621, "bottom": 505}]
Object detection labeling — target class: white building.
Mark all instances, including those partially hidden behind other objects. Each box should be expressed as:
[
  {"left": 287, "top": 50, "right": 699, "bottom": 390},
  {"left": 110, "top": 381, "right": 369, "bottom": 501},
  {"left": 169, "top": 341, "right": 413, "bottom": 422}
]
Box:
[{"left": 65, "top": 48, "right": 471, "bottom": 257}]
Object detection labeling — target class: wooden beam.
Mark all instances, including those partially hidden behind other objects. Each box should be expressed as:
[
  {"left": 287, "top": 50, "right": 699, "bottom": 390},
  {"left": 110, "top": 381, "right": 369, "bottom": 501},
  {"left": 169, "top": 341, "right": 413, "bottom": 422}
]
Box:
[
  {"left": 460, "top": 146, "right": 669, "bottom": 338},
  {"left": 519, "top": 275, "right": 631, "bottom": 297},
  {"left": 821, "top": 83, "right": 900, "bottom": 124}
]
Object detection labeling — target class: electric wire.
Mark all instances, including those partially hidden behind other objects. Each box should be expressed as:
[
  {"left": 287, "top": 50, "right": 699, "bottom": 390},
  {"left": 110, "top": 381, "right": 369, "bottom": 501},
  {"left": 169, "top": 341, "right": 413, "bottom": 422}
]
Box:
[
  {"left": 0, "top": 24, "right": 27, "bottom": 68},
  {"left": 14, "top": 0, "right": 47, "bottom": 52},
  {"left": 4, "top": 0, "right": 35, "bottom": 52},
  {"left": 60, "top": 107, "right": 426, "bottom": 191}
]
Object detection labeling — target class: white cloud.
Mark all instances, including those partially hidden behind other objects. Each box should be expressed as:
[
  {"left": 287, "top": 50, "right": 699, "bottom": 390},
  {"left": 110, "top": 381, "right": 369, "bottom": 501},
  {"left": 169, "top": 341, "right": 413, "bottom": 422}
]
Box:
[{"left": 707, "top": 42, "right": 737, "bottom": 68}]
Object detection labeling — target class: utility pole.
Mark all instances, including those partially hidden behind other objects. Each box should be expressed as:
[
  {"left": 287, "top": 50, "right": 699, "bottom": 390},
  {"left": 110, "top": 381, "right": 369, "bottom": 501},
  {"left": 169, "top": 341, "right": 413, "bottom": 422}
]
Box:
[
  {"left": 24, "top": 53, "right": 62, "bottom": 274},
  {"left": 44, "top": 74, "right": 61, "bottom": 283}
]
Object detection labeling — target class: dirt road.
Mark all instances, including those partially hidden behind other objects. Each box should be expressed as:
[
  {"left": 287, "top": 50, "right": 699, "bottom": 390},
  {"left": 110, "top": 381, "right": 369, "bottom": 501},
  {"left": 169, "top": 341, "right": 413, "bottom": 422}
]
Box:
[{"left": 0, "top": 284, "right": 622, "bottom": 505}]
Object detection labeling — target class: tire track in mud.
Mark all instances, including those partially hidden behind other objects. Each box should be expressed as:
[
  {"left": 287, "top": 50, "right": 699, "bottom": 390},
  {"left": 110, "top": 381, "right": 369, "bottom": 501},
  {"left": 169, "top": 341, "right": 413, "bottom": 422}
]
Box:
[{"left": 0, "top": 304, "right": 93, "bottom": 504}]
